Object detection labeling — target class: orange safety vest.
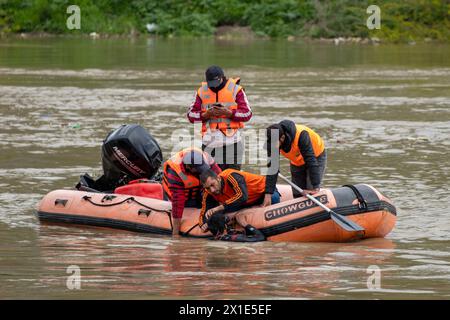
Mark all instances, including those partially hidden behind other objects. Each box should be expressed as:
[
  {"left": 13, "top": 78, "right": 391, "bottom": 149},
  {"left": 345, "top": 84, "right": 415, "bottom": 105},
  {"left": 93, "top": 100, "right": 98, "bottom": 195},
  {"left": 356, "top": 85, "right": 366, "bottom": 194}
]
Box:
[
  {"left": 197, "top": 78, "right": 244, "bottom": 137},
  {"left": 208, "top": 169, "right": 266, "bottom": 206},
  {"left": 162, "top": 147, "right": 211, "bottom": 199},
  {"left": 280, "top": 124, "right": 325, "bottom": 166}
]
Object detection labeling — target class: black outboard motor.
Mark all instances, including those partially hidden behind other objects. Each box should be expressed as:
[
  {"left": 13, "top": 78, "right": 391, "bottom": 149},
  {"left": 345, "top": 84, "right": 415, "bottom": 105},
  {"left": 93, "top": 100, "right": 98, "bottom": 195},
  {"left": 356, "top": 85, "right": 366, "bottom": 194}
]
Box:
[{"left": 76, "top": 124, "right": 163, "bottom": 192}]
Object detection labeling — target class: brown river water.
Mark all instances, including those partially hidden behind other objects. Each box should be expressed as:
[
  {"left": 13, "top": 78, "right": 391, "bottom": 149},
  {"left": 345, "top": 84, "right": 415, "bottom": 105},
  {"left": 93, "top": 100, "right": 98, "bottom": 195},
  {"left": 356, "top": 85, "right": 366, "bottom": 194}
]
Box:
[{"left": 0, "top": 37, "right": 449, "bottom": 299}]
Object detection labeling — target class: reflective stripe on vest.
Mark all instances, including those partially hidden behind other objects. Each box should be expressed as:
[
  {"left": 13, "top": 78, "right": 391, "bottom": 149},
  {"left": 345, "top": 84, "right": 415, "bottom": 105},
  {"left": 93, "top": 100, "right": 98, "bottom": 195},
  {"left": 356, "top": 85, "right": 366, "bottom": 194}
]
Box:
[
  {"left": 280, "top": 124, "right": 325, "bottom": 166},
  {"left": 208, "top": 118, "right": 232, "bottom": 124}
]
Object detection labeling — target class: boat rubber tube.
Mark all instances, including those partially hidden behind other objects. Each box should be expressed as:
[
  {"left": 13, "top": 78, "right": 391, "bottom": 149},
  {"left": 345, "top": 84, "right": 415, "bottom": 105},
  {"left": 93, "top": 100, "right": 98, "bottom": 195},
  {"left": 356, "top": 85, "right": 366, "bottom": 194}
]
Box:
[{"left": 36, "top": 184, "right": 396, "bottom": 243}]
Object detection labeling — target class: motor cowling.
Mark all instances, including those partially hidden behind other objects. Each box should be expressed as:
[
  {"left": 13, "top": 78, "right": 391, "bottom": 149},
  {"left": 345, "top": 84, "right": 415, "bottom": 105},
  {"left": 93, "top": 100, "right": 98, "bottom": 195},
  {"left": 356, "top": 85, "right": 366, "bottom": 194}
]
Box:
[{"left": 77, "top": 124, "right": 163, "bottom": 192}]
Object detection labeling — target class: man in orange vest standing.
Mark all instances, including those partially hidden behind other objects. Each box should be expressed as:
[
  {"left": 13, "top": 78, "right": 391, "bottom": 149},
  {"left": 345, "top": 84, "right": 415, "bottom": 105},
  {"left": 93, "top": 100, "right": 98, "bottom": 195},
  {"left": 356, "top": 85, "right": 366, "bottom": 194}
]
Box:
[
  {"left": 162, "top": 148, "right": 221, "bottom": 236},
  {"left": 262, "top": 119, "right": 327, "bottom": 207},
  {"left": 187, "top": 66, "right": 252, "bottom": 170}
]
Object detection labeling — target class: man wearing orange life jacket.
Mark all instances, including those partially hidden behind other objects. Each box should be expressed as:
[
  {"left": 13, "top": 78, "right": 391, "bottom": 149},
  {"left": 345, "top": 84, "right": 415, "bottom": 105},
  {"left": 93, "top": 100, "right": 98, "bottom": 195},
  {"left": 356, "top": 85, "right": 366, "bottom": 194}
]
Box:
[
  {"left": 162, "top": 148, "right": 221, "bottom": 236},
  {"left": 263, "top": 119, "right": 327, "bottom": 206},
  {"left": 198, "top": 168, "right": 280, "bottom": 236},
  {"left": 187, "top": 66, "right": 252, "bottom": 170}
]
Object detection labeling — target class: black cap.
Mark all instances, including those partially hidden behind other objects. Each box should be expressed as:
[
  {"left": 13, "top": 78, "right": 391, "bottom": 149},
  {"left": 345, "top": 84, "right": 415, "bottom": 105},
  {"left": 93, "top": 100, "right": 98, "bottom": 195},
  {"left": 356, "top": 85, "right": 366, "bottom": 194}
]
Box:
[
  {"left": 182, "top": 150, "right": 210, "bottom": 174},
  {"left": 205, "top": 65, "right": 224, "bottom": 88}
]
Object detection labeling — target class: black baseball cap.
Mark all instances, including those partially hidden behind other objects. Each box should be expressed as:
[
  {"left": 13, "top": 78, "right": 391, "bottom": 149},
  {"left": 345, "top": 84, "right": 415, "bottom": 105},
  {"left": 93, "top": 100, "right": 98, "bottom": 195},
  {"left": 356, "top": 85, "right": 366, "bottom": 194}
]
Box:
[
  {"left": 182, "top": 150, "right": 210, "bottom": 174},
  {"left": 205, "top": 66, "right": 224, "bottom": 88}
]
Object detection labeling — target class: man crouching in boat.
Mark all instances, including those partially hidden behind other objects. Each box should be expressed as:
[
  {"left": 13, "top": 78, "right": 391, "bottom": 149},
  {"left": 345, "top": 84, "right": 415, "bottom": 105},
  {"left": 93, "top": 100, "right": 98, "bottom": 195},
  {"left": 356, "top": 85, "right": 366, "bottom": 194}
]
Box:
[
  {"left": 198, "top": 169, "right": 281, "bottom": 241},
  {"left": 163, "top": 148, "right": 221, "bottom": 236},
  {"left": 262, "top": 119, "right": 327, "bottom": 207}
]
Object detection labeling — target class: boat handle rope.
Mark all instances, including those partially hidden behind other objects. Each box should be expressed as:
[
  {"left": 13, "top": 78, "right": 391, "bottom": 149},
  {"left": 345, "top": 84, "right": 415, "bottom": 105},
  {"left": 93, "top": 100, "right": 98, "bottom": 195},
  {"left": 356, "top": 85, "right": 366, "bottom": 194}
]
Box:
[
  {"left": 181, "top": 223, "right": 199, "bottom": 237},
  {"left": 82, "top": 195, "right": 174, "bottom": 231},
  {"left": 81, "top": 195, "right": 172, "bottom": 214},
  {"left": 342, "top": 185, "right": 368, "bottom": 211}
]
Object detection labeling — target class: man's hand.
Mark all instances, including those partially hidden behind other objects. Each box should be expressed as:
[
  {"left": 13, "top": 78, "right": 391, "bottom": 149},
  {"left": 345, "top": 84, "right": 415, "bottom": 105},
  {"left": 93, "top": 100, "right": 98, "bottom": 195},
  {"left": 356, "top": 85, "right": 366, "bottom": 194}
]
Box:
[
  {"left": 200, "top": 205, "right": 224, "bottom": 232},
  {"left": 172, "top": 218, "right": 181, "bottom": 237},
  {"left": 213, "top": 106, "right": 233, "bottom": 118},
  {"left": 205, "top": 205, "right": 224, "bottom": 219},
  {"left": 205, "top": 208, "right": 215, "bottom": 220},
  {"left": 202, "top": 108, "right": 215, "bottom": 120},
  {"left": 261, "top": 193, "right": 272, "bottom": 207},
  {"left": 303, "top": 188, "right": 320, "bottom": 195},
  {"left": 202, "top": 105, "right": 232, "bottom": 119},
  {"left": 199, "top": 209, "right": 216, "bottom": 233}
]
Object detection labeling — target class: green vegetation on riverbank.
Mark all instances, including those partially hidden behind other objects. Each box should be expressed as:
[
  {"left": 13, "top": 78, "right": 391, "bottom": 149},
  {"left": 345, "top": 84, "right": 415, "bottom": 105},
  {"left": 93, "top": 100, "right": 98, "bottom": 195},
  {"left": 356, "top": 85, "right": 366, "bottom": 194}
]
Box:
[{"left": 1, "top": 0, "right": 449, "bottom": 42}]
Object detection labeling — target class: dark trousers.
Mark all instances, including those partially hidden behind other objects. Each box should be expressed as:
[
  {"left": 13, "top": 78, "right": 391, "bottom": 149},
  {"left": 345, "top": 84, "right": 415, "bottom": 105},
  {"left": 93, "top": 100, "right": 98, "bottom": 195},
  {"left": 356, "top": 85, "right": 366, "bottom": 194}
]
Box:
[
  {"left": 202, "top": 141, "right": 243, "bottom": 171},
  {"left": 291, "top": 151, "right": 327, "bottom": 198}
]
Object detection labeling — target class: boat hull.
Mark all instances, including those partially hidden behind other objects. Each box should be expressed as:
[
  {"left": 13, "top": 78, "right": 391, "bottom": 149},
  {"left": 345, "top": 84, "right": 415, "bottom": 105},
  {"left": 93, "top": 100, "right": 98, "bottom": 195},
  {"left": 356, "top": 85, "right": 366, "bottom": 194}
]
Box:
[{"left": 36, "top": 184, "right": 396, "bottom": 242}]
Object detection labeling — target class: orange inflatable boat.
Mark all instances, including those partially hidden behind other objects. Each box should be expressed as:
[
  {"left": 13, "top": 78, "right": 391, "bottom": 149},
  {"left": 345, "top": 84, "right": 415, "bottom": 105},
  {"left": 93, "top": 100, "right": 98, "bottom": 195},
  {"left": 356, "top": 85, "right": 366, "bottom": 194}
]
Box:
[{"left": 36, "top": 183, "right": 396, "bottom": 242}]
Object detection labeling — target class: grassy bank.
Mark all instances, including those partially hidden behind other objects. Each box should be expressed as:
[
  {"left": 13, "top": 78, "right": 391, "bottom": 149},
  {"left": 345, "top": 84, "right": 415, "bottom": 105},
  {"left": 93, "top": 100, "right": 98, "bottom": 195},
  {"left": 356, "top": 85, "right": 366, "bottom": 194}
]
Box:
[{"left": 1, "top": 0, "right": 449, "bottom": 42}]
